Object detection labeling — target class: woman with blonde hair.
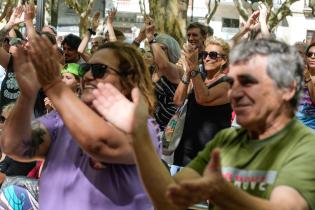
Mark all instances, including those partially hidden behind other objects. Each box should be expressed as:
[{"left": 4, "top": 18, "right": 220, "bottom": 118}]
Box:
[{"left": 173, "top": 36, "right": 232, "bottom": 166}]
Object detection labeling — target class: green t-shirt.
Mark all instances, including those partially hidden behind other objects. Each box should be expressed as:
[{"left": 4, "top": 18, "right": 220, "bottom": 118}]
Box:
[{"left": 188, "top": 118, "right": 315, "bottom": 210}]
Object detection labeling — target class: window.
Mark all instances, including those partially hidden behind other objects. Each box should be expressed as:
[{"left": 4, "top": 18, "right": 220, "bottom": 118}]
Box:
[{"left": 222, "top": 18, "right": 239, "bottom": 28}]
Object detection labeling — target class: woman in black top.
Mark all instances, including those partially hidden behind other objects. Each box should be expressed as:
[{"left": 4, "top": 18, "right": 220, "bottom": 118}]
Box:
[
  {"left": 145, "top": 17, "right": 182, "bottom": 131},
  {"left": 173, "top": 37, "right": 232, "bottom": 166}
]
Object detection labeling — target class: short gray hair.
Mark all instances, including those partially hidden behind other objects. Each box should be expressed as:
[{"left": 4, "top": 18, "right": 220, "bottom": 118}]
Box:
[
  {"left": 155, "top": 34, "right": 181, "bottom": 64},
  {"left": 229, "top": 39, "right": 304, "bottom": 110}
]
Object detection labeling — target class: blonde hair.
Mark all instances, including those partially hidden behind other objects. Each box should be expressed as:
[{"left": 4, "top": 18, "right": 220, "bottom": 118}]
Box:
[
  {"left": 98, "top": 42, "right": 156, "bottom": 115},
  {"left": 205, "top": 37, "right": 230, "bottom": 70}
]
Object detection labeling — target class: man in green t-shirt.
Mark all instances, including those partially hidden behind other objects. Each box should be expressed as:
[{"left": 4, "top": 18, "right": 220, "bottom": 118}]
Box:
[{"left": 91, "top": 39, "right": 315, "bottom": 210}]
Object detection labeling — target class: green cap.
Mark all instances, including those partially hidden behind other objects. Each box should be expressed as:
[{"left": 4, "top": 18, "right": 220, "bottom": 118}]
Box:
[{"left": 61, "top": 63, "right": 84, "bottom": 77}]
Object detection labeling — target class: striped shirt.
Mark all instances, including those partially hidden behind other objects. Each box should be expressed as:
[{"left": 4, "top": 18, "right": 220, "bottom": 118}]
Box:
[{"left": 154, "top": 76, "right": 178, "bottom": 131}]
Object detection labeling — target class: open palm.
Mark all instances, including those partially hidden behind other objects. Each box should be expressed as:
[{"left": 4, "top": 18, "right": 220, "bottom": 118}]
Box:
[
  {"left": 92, "top": 83, "right": 148, "bottom": 134},
  {"left": 13, "top": 46, "right": 40, "bottom": 99}
]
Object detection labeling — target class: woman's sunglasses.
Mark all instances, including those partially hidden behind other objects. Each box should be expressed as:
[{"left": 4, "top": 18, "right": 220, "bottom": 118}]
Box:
[
  {"left": 307, "top": 52, "right": 315, "bottom": 58},
  {"left": 80, "top": 63, "right": 125, "bottom": 79},
  {"left": 200, "top": 51, "right": 225, "bottom": 60}
]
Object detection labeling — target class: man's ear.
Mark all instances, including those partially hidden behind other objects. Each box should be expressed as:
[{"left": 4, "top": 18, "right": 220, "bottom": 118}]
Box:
[{"left": 282, "top": 80, "right": 297, "bottom": 102}]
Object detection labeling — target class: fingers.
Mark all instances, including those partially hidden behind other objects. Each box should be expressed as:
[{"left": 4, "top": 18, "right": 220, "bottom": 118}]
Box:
[
  {"left": 207, "top": 148, "right": 221, "bottom": 172},
  {"left": 166, "top": 184, "right": 193, "bottom": 208}
]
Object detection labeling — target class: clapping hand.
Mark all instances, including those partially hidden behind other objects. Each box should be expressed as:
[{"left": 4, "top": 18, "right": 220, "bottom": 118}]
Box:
[
  {"left": 23, "top": 2, "right": 36, "bottom": 22},
  {"left": 7, "top": 6, "right": 24, "bottom": 26},
  {"left": 13, "top": 46, "right": 40, "bottom": 99},
  {"left": 166, "top": 149, "right": 225, "bottom": 208},
  {"left": 92, "top": 83, "right": 148, "bottom": 134},
  {"left": 244, "top": 10, "right": 260, "bottom": 32},
  {"left": 29, "top": 36, "right": 61, "bottom": 91},
  {"left": 144, "top": 16, "right": 155, "bottom": 41},
  {"left": 181, "top": 45, "right": 199, "bottom": 73}
]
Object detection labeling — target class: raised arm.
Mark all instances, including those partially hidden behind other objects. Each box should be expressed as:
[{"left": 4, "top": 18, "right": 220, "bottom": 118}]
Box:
[
  {"left": 258, "top": 2, "right": 271, "bottom": 39},
  {"left": 77, "top": 12, "right": 100, "bottom": 60},
  {"left": 0, "top": 6, "right": 24, "bottom": 69},
  {"left": 173, "top": 57, "right": 192, "bottom": 107},
  {"left": 145, "top": 17, "right": 181, "bottom": 83},
  {"left": 106, "top": 8, "right": 117, "bottom": 42},
  {"left": 29, "top": 36, "right": 135, "bottom": 164},
  {"left": 0, "top": 46, "right": 50, "bottom": 162},
  {"left": 228, "top": 11, "right": 259, "bottom": 48},
  {"left": 24, "top": 3, "right": 37, "bottom": 40}
]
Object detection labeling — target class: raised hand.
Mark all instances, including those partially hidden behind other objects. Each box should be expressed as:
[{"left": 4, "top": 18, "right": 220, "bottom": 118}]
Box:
[
  {"left": 28, "top": 35, "right": 61, "bottom": 91},
  {"left": 7, "top": 6, "right": 24, "bottom": 26},
  {"left": 107, "top": 8, "right": 117, "bottom": 25},
  {"left": 166, "top": 149, "right": 225, "bottom": 208},
  {"left": 182, "top": 47, "right": 199, "bottom": 73},
  {"left": 92, "top": 12, "right": 100, "bottom": 31},
  {"left": 144, "top": 16, "right": 155, "bottom": 41},
  {"left": 23, "top": 2, "right": 36, "bottom": 21},
  {"left": 92, "top": 83, "right": 149, "bottom": 134},
  {"left": 258, "top": 1, "right": 268, "bottom": 23},
  {"left": 244, "top": 10, "right": 260, "bottom": 32},
  {"left": 13, "top": 46, "right": 40, "bottom": 99}
]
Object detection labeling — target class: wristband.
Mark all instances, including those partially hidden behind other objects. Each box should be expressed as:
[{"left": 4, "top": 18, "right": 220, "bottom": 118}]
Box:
[
  {"left": 181, "top": 74, "right": 190, "bottom": 85},
  {"left": 88, "top": 28, "right": 96, "bottom": 35}
]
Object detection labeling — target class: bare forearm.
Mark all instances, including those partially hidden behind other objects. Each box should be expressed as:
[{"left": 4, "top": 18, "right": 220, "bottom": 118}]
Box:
[
  {"left": 260, "top": 22, "right": 270, "bottom": 39},
  {"left": 0, "top": 23, "right": 14, "bottom": 39},
  {"left": 192, "top": 75, "right": 210, "bottom": 104},
  {"left": 151, "top": 44, "right": 180, "bottom": 81},
  {"left": 46, "top": 82, "right": 131, "bottom": 162},
  {"left": 174, "top": 81, "right": 189, "bottom": 107},
  {"left": 25, "top": 20, "right": 37, "bottom": 40},
  {"left": 1, "top": 94, "right": 35, "bottom": 156},
  {"left": 228, "top": 27, "right": 249, "bottom": 48},
  {"left": 132, "top": 127, "right": 181, "bottom": 210},
  {"left": 107, "top": 23, "right": 117, "bottom": 42},
  {"left": 78, "top": 33, "right": 91, "bottom": 54}
]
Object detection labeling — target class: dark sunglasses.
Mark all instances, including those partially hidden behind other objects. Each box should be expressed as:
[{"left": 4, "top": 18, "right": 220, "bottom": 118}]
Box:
[
  {"left": 200, "top": 51, "right": 225, "bottom": 60},
  {"left": 80, "top": 63, "right": 131, "bottom": 79},
  {"left": 307, "top": 52, "right": 315, "bottom": 58}
]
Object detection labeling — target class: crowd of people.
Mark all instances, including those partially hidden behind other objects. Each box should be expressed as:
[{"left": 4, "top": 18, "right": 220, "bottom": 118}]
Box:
[{"left": 0, "top": 2, "right": 314, "bottom": 210}]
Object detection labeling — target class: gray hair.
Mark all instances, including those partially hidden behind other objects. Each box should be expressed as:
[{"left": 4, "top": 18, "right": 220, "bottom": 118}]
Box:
[
  {"left": 229, "top": 39, "right": 304, "bottom": 110},
  {"left": 155, "top": 34, "right": 181, "bottom": 64}
]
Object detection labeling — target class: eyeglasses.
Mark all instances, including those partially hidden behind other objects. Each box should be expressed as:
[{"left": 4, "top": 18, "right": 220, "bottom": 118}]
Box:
[
  {"left": 80, "top": 63, "right": 125, "bottom": 79},
  {"left": 307, "top": 52, "right": 315, "bottom": 58},
  {"left": 200, "top": 51, "right": 225, "bottom": 60}
]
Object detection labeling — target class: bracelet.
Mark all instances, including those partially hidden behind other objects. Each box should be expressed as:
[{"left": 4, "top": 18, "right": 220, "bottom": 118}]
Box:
[
  {"left": 181, "top": 74, "right": 190, "bottom": 85},
  {"left": 88, "top": 28, "right": 96, "bottom": 35},
  {"left": 43, "top": 80, "right": 62, "bottom": 92}
]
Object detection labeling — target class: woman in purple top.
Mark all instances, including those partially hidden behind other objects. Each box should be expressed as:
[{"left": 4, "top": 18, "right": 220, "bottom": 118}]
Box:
[{"left": 1, "top": 37, "right": 160, "bottom": 210}]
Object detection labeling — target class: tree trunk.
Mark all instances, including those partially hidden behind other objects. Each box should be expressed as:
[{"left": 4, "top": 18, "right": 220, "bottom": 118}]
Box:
[
  {"left": 79, "top": 15, "right": 89, "bottom": 38},
  {"left": 64, "top": 0, "right": 96, "bottom": 37},
  {"left": 205, "top": 0, "right": 220, "bottom": 24},
  {"left": 148, "top": 0, "right": 188, "bottom": 46},
  {"left": 268, "top": 0, "right": 299, "bottom": 31}
]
